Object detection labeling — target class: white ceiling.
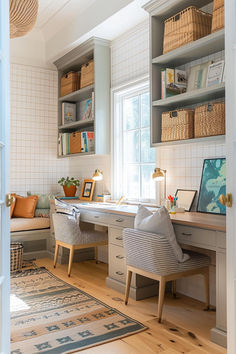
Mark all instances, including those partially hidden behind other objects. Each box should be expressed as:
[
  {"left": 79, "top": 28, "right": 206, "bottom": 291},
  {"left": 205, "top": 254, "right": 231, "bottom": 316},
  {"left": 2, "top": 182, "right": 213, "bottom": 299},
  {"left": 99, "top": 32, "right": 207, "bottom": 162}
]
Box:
[{"left": 35, "top": 0, "right": 96, "bottom": 37}]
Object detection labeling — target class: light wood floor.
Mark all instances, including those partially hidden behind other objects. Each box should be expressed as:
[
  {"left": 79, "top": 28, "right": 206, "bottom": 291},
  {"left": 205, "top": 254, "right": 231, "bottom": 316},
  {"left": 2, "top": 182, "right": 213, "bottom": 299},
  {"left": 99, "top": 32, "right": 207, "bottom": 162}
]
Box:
[{"left": 35, "top": 258, "right": 226, "bottom": 354}]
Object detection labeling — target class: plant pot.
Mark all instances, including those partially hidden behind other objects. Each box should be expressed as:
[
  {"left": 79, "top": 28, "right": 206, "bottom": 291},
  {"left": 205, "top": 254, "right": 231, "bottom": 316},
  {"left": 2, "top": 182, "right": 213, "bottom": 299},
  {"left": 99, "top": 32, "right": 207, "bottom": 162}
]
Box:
[{"left": 63, "top": 185, "right": 77, "bottom": 197}]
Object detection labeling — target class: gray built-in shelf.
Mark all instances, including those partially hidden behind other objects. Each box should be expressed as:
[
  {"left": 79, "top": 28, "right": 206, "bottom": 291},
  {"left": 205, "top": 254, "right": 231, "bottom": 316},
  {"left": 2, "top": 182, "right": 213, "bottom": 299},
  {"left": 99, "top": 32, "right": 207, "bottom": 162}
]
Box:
[
  {"left": 144, "top": 0, "right": 225, "bottom": 147},
  {"left": 54, "top": 37, "right": 110, "bottom": 157}
]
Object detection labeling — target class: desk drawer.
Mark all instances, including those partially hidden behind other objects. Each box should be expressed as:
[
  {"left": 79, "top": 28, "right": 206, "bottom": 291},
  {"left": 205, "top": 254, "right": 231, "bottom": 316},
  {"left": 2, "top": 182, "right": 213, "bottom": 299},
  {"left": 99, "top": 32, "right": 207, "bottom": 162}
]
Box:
[
  {"left": 80, "top": 210, "right": 109, "bottom": 225},
  {"left": 109, "top": 228, "right": 124, "bottom": 247},
  {"left": 109, "top": 214, "right": 134, "bottom": 228},
  {"left": 174, "top": 224, "right": 216, "bottom": 249},
  {"left": 109, "top": 244, "right": 126, "bottom": 283}
]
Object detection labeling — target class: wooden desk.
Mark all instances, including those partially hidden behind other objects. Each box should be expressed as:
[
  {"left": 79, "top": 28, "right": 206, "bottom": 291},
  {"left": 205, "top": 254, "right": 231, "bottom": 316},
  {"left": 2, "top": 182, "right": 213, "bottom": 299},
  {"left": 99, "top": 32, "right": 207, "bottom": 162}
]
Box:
[{"left": 50, "top": 201, "right": 226, "bottom": 347}]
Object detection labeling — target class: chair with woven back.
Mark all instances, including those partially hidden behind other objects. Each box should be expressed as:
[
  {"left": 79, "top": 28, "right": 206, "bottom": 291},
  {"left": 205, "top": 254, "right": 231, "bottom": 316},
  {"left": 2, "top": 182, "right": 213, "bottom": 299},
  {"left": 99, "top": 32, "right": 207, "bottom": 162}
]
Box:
[
  {"left": 52, "top": 198, "right": 108, "bottom": 277},
  {"left": 122, "top": 206, "right": 210, "bottom": 323}
]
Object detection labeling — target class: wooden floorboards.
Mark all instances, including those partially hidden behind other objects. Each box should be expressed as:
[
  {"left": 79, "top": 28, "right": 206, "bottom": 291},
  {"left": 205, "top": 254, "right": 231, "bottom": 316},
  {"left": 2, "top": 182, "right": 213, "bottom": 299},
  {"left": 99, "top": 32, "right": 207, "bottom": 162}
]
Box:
[{"left": 35, "top": 258, "right": 226, "bottom": 354}]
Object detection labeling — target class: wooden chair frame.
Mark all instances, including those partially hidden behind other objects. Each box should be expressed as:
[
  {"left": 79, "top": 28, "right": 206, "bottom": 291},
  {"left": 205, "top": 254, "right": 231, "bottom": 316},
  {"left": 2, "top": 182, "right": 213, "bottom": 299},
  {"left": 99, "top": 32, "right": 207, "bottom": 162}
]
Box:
[
  {"left": 125, "top": 265, "right": 209, "bottom": 323},
  {"left": 54, "top": 239, "right": 108, "bottom": 277}
]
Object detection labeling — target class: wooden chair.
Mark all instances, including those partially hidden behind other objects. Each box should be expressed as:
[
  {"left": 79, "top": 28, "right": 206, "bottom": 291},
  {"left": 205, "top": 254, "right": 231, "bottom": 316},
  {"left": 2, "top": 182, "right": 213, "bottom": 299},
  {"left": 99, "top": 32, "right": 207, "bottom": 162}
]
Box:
[
  {"left": 52, "top": 212, "right": 107, "bottom": 277},
  {"left": 123, "top": 228, "right": 210, "bottom": 323}
]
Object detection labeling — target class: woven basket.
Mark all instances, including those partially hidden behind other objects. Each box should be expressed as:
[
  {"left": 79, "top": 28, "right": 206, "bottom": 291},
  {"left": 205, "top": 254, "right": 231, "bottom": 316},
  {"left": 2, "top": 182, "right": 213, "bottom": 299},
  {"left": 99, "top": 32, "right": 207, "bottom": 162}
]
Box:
[
  {"left": 212, "top": 0, "right": 224, "bottom": 33},
  {"left": 80, "top": 60, "right": 94, "bottom": 88},
  {"left": 161, "top": 109, "right": 194, "bottom": 142},
  {"left": 194, "top": 102, "right": 225, "bottom": 138},
  {"left": 10, "top": 242, "right": 23, "bottom": 272},
  {"left": 163, "top": 6, "right": 212, "bottom": 54},
  {"left": 60, "top": 71, "right": 80, "bottom": 97}
]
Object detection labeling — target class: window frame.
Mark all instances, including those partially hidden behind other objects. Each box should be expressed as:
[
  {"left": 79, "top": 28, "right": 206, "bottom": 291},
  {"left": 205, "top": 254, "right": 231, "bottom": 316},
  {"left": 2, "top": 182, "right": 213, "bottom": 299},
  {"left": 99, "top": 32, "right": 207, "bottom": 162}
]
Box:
[{"left": 112, "top": 77, "right": 157, "bottom": 204}]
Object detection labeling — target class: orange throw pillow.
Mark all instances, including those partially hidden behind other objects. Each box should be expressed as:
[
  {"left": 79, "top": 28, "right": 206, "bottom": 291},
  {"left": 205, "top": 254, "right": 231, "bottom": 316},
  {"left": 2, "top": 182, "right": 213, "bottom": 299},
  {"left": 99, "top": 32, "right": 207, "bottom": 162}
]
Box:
[
  {"left": 13, "top": 195, "right": 38, "bottom": 218},
  {"left": 10, "top": 193, "right": 17, "bottom": 218}
]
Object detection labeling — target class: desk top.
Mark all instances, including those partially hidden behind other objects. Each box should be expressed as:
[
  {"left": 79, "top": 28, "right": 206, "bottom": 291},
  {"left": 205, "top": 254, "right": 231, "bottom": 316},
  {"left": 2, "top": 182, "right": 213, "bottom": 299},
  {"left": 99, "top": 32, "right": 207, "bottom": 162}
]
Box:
[{"left": 54, "top": 200, "right": 226, "bottom": 233}]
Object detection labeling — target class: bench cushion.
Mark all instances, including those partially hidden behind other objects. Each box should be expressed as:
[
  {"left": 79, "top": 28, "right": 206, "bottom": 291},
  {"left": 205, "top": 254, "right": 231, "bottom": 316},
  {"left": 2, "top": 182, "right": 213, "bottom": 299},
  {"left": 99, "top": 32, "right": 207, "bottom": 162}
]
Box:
[{"left": 11, "top": 217, "right": 50, "bottom": 232}]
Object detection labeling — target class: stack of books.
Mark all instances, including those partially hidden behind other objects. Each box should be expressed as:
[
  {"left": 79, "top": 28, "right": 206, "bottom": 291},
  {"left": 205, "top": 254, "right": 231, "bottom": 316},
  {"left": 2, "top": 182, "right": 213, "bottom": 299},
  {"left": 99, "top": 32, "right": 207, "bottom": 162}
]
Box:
[
  {"left": 61, "top": 92, "right": 94, "bottom": 125},
  {"left": 58, "top": 131, "right": 95, "bottom": 156}
]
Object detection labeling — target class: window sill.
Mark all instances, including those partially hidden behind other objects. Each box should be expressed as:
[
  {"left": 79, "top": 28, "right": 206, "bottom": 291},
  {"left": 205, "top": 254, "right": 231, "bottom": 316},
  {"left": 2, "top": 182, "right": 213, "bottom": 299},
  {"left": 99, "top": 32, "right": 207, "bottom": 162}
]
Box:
[{"left": 107, "top": 199, "right": 159, "bottom": 208}]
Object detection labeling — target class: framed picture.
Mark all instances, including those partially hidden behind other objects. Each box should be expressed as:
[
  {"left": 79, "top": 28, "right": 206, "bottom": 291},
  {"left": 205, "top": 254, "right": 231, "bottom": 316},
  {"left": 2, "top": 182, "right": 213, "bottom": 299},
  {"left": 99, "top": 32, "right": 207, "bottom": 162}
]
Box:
[
  {"left": 187, "top": 61, "right": 212, "bottom": 92},
  {"left": 197, "top": 158, "right": 226, "bottom": 215},
  {"left": 175, "top": 189, "right": 197, "bottom": 212},
  {"left": 80, "top": 179, "right": 95, "bottom": 201},
  {"left": 206, "top": 60, "right": 224, "bottom": 88}
]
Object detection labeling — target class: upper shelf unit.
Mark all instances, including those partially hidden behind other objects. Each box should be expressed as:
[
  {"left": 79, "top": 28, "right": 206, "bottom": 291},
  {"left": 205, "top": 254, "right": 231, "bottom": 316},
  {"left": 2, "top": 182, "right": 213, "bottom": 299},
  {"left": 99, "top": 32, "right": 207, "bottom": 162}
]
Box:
[
  {"left": 144, "top": 0, "right": 225, "bottom": 147},
  {"left": 54, "top": 37, "right": 110, "bottom": 158}
]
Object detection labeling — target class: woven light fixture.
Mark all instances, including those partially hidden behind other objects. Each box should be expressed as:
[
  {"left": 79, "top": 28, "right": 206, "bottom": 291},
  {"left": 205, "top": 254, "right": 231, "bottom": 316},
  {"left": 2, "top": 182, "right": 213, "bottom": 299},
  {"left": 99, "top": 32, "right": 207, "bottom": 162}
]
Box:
[{"left": 10, "top": 0, "right": 38, "bottom": 38}]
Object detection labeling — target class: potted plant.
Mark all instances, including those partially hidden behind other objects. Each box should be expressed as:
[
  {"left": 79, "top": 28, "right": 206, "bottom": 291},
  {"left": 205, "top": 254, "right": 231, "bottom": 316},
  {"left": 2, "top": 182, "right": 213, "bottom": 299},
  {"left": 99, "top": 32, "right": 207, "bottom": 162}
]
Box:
[{"left": 58, "top": 177, "right": 80, "bottom": 197}]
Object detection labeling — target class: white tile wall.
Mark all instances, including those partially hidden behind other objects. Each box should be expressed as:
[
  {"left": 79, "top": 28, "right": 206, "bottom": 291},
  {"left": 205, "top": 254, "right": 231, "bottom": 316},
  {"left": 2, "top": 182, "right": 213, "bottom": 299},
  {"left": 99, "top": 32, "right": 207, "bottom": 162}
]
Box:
[{"left": 10, "top": 63, "right": 70, "bottom": 196}]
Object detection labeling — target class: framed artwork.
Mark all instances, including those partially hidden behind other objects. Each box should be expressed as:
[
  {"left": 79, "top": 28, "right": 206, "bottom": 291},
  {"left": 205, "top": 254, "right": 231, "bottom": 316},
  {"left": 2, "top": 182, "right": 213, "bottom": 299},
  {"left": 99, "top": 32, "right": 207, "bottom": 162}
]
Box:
[
  {"left": 175, "top": 189, "right": 197, "bottom": 212},
  {"left": 187, "top": 61, "right": 212, "bottom": 92},
  {"left": 80, "top": 179, "right": 95, "bottom": 201},
  {"left": 197, "top": 158, "right": 226, "bottom": 215}
]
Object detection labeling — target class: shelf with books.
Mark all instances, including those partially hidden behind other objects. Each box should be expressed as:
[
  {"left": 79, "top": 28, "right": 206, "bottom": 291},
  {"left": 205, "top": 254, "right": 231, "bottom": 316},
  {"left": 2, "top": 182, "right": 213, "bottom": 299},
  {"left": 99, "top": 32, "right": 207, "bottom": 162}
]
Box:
[
  {"left": 59, "top": 84, "right": 94, "bottom": 102},
  {"left": 152, "top": 29, "right": 224, "bottom": 67},
  {"left": 153, "top": 83, "right": 225, "bottom": 108},
  {"left": 59, "top": 119, "right": 94, "bottom": 131},
  {"left": 54, "top": 37, "right": 110, "bottom": 157}
]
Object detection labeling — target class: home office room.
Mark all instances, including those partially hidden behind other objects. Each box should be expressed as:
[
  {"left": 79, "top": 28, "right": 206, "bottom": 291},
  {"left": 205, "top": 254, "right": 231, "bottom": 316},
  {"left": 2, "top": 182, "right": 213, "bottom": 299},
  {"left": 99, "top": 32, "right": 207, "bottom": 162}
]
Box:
[{"left": 1, "top": 0, "right": 235, "bottom": 353}]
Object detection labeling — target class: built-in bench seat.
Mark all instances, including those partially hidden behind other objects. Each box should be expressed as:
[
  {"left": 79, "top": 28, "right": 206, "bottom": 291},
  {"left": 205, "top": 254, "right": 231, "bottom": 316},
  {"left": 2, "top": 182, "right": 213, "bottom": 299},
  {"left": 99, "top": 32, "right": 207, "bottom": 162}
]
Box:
[{"left": 10, "top": 217, "right": 51, "bottom": 259}]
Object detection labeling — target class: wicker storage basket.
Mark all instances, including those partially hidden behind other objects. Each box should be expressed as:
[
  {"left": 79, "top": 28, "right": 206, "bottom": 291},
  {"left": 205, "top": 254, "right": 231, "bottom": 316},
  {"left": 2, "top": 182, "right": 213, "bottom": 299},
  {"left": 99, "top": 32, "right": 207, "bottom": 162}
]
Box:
[
  {"left": 80, "top": 60, "right": 94, "bottom": 88},
  {"left": 194, "top": 102, "right": 225, "bottom": 138},
  {"left": 10, "top": 242, "right": 23, "bottom": 272},
  {"left": 70, "top": 131, "right": 81, "bottom": 154},
  {"left": 161, "top": 109, "right": 194, "bottom": 142},
  {"left": 163, "top": 6, "right": 212, "bottom": 54},
  {"left": 60, "top": 71, "right": 80, "bottom": 97},
  {"left": 212, "top": 0, "right": 224, "bottom": 33}
]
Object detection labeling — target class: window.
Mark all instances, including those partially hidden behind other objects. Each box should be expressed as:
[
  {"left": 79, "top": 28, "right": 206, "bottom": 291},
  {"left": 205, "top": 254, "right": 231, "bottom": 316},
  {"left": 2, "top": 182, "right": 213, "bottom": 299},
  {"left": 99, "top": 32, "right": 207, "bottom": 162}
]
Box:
[{"left": 113, "top": 81, "right": 156, "bottom": 203}]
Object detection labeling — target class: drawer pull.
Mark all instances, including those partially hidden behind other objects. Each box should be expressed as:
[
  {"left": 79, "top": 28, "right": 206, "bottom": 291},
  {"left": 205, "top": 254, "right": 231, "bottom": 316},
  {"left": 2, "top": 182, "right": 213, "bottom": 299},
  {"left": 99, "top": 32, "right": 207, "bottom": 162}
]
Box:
[
  {"left": 115, "top": 236, "right": 123, "bottom": 241},
  {"left": 182, "top": 232, "right": 192, "bottom": 236},
  {"left": 115, "top": 218, "right": 124, "bottom": 222},
  {"left": 116, "top": 271, "right": 124, "bottom": 276},
  {"left": 116, "top": 255, "right": 124, "bottom": 259}
]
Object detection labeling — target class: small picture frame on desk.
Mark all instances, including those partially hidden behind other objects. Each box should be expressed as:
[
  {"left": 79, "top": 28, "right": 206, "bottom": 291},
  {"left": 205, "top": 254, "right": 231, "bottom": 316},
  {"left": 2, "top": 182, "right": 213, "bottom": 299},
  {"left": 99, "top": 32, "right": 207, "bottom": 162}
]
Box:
[
  {"left": 80, "top": 179, "right": 95, "bottom": 201},
  {"left": 175, "top": 189, "right": 197, "bottom": 212}
]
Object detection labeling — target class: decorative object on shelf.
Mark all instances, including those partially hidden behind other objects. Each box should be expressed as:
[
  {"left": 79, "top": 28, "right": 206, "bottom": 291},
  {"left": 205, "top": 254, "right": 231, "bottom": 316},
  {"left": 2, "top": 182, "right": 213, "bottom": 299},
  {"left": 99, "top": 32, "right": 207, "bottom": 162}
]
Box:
[
  {"left": 152, "top": 168, "right": 167, "bottom": 200},
  {"left": 62, "top": 102, "right": 76, "bottom": 125},
  {"left": 163, "top": 6, "right": 212, "bottom": 54},
  {"left": 194, "top": 101, "right": 225, "bottom": 138},
  {"left": 187, "top": 61, "right": 212, "bottom": 92},
  {"left": 60, "top": 71, "right": 80, "bottom": 97},
  {"left": 10, "top": 0, "right": 38, "bottom": 38},
  {"left": 197, "top": 158, "right": 226, "bottom": 215},
  {"left": 161, "top": 68, "right": 187, "bottom": 99},
  {"left": 175, "top": 189, "right": 197, "bottom": 212},
  {"left": 206, "top": 60, "right": 224, "bottom": 87},
  {"left": 70, "top": 131, "right": 81, "bottom": 154},
  {"left": 212, "top": 0, "right": 224, "bottom": 33},
  {"left": 58, "top": 177, "right": 80, "bottom": 198},
  {"left": 161, "top": 109, "right": 194, "bottom": 142},
  {"left": 80, "top": 179, "right": 95, "bottom": 201},
  {"left": 80, "top": 60, "right": 94, "bottom": 88}
]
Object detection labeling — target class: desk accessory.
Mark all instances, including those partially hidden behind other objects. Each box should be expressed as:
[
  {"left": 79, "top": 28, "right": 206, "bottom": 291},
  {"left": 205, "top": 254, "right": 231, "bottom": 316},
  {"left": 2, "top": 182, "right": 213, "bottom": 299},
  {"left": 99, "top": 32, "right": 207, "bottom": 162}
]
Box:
[
  {"left": 58, "top": 177, "right": 80, "bottom": 197},
  {"left": 175, "top": 189, "right": 197, "bottom": 212},
  {"left": 80, "top": 179, "right": 95, "bottom": 201},
  {"left": 197, "top": 158, "right": 226, "bottom": 215},
  {"left": 152, "top": 168, "right": 167, "bottom": 201}
]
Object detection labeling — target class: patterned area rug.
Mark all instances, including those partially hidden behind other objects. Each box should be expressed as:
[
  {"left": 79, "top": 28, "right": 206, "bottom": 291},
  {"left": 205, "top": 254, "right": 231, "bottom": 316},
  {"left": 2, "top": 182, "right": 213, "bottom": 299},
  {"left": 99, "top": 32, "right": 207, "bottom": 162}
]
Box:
[{"left": 11, "top": 267, "right": 147, "bottom": 353}]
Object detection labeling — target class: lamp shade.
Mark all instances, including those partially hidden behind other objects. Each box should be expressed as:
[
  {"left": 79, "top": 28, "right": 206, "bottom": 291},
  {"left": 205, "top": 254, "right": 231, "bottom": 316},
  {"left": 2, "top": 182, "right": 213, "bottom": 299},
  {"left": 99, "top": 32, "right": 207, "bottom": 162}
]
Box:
[
  {"left": 10, "top": 0, "right": 38, "bottom": 39},
  {"left": 92, "top": 169, "right": 103, "bottom": 181},
  {"left": 152, "top": 168, "right": 165, "bottom": 181}
]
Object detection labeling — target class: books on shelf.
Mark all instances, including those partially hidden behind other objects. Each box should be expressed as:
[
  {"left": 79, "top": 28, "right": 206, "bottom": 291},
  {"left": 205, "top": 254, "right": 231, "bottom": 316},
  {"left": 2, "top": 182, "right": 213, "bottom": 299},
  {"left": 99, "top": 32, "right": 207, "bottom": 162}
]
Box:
[
  {"left": 62, "top": 103, "right": 76, "bottom": 125},
  {"left": 161, "top": 68, "right": 187, "bottom": 99},
  {"left": 77, "top": 92, "right": 94, "bottom": 121},
  {"left": 58, "top": 131, "right": 94, "bottom": 156}
]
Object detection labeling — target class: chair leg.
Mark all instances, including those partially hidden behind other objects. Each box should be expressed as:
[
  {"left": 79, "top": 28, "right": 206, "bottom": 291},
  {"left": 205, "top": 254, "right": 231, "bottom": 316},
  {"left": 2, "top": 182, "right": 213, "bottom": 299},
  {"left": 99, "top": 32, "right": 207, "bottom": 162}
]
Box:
[
  {"left": 53, "top": 242, "right": 59, "bottom": 268},
  {"left": 68, "top": 246, "right": 75, "bottom": 277},
  {"left": 157, "top": 277, "right": 166, "bottom": 323},
  {"left": 125, "top": 269, "right": 132, "bottom": 305},
  {"left": 94, "top": 246, "right": 98, "bottom": 264},
  {"left": 172, "top": 280, "right": 177, "bottom": 298},
  {"left": 203, "top": 267, "right": 210, "bottom": 310}
]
